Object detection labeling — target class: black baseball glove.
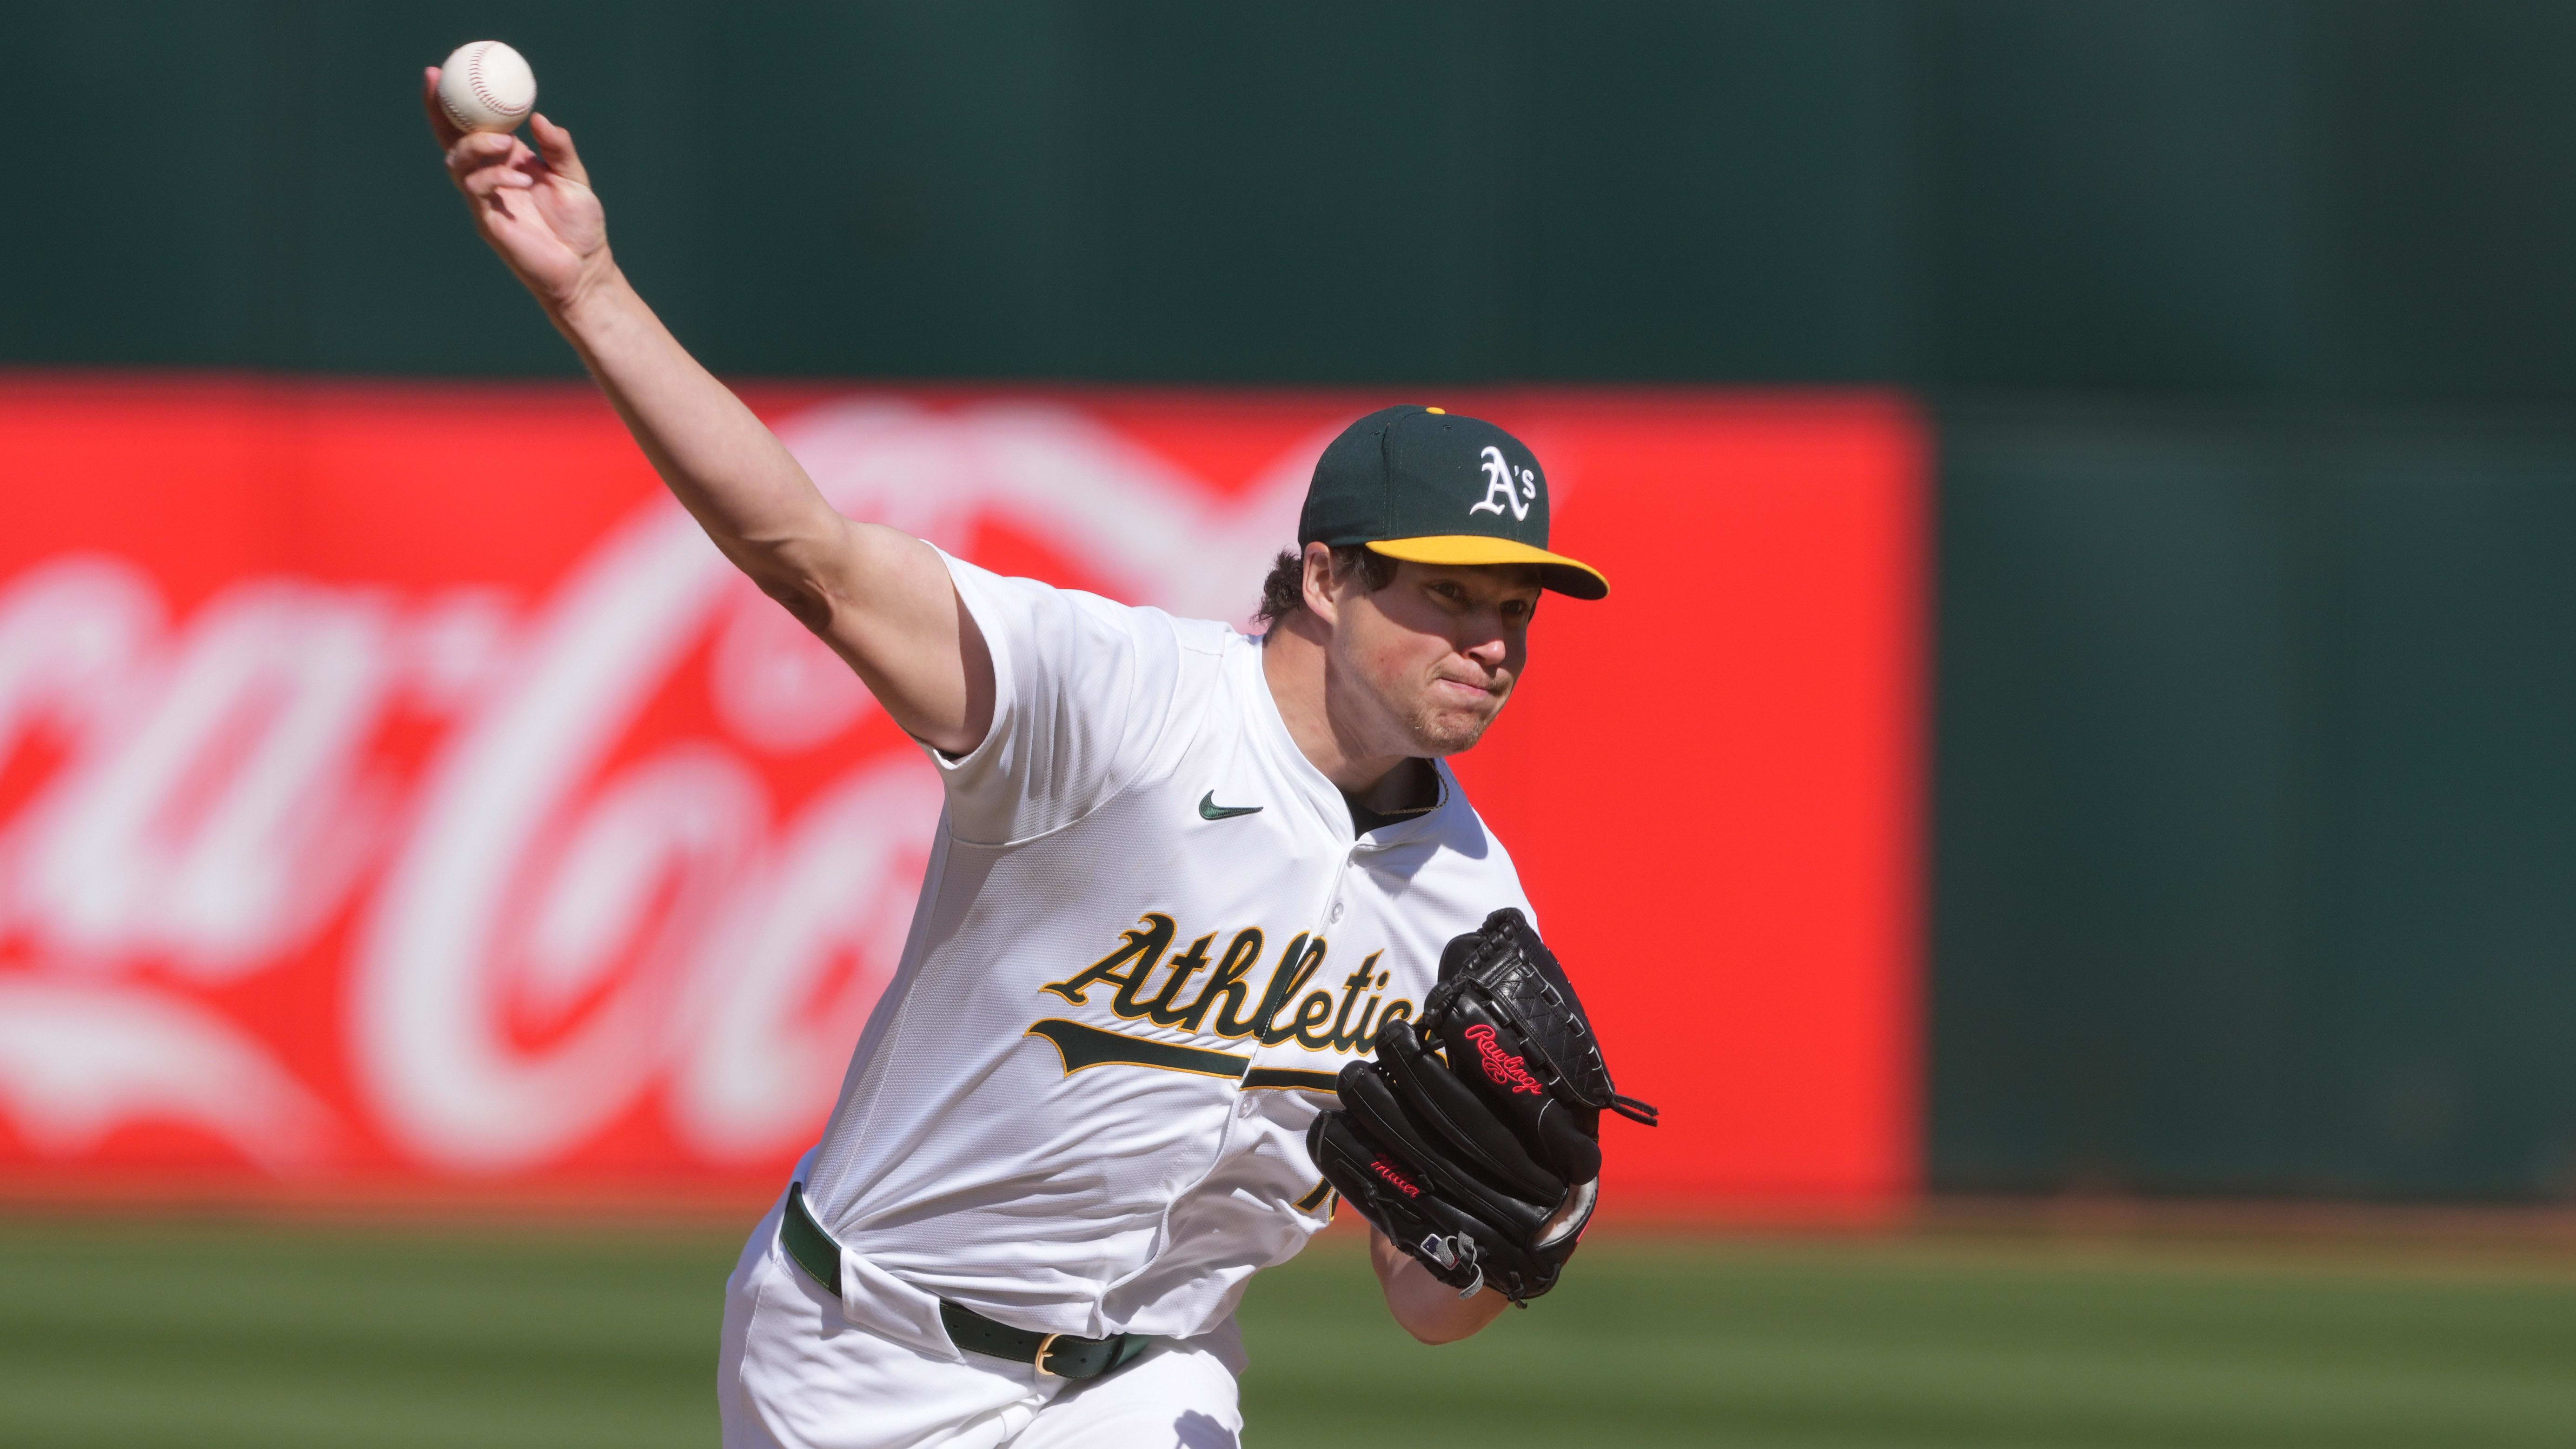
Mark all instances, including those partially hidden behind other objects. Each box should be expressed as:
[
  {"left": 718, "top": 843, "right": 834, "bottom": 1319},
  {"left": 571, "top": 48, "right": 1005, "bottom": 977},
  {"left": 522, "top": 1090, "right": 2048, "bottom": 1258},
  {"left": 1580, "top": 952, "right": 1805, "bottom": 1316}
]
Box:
[{"left": 1308, "top": 908, "right": 1658, "bottom": 1303}]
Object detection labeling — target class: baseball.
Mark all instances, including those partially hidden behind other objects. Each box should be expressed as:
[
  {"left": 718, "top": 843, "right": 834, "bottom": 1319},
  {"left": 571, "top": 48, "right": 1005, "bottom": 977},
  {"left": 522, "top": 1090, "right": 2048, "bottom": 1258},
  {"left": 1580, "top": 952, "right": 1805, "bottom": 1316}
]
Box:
[{"left": 437, "top": 41, "right": 537, "bottom": 133}]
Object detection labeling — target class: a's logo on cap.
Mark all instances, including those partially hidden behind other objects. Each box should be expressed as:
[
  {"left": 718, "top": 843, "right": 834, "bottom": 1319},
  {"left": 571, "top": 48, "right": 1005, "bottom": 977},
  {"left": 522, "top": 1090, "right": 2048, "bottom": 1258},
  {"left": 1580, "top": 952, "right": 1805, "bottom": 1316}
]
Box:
[{"left": 1468, "top": 445, "right": 1538, "bottom": 522}]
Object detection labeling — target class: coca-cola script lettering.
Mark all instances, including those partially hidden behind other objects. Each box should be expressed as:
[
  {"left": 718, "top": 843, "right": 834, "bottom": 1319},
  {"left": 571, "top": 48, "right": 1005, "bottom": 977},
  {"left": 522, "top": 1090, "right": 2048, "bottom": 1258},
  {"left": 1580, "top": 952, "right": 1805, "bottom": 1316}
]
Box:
[{"left": 0, "top": 375, "right": 1923, "bottom": 1218}]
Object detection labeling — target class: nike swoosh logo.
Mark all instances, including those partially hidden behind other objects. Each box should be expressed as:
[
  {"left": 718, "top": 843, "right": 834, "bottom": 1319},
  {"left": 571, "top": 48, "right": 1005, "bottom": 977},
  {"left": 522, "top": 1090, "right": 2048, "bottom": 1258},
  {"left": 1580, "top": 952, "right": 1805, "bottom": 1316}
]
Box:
[{"left": 1198, "top": 791, "right": 1263, "bottom": 820}]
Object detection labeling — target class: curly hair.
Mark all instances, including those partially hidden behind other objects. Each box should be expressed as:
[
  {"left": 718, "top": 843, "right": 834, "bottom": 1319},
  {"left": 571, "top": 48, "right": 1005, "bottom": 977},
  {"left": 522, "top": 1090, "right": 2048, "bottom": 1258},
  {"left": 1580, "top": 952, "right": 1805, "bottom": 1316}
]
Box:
[{"left": 1253, "top": 545, "right": 1398, "bottom": 630}]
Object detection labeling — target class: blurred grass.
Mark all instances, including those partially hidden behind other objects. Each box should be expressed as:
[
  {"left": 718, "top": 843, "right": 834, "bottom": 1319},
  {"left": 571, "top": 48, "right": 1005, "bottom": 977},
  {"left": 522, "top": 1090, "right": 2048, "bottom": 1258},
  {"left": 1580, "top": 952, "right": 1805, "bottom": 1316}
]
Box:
[{"left": 0, "top": 1217, "right": 2570, "bottom": 1448}]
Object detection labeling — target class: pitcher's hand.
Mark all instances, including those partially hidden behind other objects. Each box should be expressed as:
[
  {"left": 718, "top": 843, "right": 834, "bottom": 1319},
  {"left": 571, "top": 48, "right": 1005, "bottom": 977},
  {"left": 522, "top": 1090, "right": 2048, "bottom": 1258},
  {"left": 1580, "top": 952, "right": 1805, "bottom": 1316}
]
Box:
[{"left": 425, "top": 67, "right": 609, "bottom": 313}]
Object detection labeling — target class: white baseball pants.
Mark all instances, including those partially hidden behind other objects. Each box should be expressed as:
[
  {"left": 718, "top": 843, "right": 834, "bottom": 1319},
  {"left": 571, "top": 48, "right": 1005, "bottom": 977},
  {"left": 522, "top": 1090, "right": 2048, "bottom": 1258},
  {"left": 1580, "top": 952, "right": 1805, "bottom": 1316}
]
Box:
[{"left": 717, "top": 1191, "right": 1247, "bottom": 1449}]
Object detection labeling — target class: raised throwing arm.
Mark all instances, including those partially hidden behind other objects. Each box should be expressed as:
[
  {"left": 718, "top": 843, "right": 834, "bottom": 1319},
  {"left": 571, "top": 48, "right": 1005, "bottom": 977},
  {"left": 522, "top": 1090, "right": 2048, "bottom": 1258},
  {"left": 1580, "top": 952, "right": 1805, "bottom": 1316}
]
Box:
[{"left": 425, "top": 69, "right": 993, "bottom": 755}]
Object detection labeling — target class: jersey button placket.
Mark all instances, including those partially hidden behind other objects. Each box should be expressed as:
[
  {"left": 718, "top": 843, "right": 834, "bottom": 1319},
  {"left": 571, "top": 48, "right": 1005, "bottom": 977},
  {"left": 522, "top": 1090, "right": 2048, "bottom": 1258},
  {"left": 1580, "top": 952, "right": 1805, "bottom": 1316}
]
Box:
[
  {"left": 1331, "top": 836, "right": 1379, "bottom": 928},
  {"left": 1320, "top": 842, "right": 1364, "bottom": 935},
  {"left": 1266, "top": 844, "right": 1361, "bottom": 1077}
]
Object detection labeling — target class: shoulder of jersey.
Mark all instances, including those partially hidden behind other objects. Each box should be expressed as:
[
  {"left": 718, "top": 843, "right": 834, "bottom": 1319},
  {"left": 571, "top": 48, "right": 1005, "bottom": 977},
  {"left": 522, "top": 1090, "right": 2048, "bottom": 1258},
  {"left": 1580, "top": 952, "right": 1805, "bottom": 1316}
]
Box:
[
  {"left": 1168, "top": 613, "right": 1240, "bottom": 651},
  {"left": 1422, "top": 763, "right": 1507, "bottom": 844}
]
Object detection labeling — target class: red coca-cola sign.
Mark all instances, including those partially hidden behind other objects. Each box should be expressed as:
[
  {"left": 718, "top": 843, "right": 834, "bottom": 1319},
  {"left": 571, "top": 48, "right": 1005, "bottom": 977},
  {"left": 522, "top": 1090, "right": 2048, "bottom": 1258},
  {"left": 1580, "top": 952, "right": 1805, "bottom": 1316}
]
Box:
[{"left": 0, "top": 376, "right": 1924, "bottom": 1220}]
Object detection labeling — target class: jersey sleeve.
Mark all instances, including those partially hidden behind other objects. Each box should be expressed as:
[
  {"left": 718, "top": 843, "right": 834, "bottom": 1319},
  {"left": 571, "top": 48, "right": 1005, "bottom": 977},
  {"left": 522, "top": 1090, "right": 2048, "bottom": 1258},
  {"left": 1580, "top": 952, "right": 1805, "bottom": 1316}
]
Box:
[{"left": 929, "top": 549, "right": 1185, "bottom": 845}]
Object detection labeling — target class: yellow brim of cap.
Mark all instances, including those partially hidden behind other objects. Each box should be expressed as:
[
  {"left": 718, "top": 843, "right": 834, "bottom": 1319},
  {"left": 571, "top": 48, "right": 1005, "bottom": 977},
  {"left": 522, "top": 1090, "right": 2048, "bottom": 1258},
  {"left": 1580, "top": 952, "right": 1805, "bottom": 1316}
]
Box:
[{"left": 1365, "top": 536, "right": 1610, "bottom": 600}]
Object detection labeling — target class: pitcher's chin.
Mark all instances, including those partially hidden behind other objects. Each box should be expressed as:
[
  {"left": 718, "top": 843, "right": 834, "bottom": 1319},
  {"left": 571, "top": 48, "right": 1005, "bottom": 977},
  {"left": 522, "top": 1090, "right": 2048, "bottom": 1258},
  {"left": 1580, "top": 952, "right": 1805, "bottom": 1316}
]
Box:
[{"left": 1410, "top": 709, "right": 1500, "bottom": 759}]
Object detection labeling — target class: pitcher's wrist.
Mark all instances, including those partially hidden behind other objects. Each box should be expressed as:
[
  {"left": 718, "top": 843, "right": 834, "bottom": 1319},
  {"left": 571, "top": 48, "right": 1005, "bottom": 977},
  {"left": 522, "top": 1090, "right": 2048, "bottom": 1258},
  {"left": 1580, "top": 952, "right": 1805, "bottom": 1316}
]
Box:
[{"left": 549, "top": 255, "right": 632, "bottom": 339}]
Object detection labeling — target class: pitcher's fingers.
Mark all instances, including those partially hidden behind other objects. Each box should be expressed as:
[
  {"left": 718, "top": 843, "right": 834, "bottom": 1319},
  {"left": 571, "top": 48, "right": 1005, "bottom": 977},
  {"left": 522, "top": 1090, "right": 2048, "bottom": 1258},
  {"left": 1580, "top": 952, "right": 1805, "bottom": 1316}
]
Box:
[
  {"left": 445, "top": 130, "right": 524, "bottom": 180},
  {"left": 461, "top": 164, "right": 538, "bottom": 199},
  {"left": 422, "top": 67, "right": 465, "bottom": 149},
  {"left": 527, "top": 114, "right": 591, "bottom": 186}
]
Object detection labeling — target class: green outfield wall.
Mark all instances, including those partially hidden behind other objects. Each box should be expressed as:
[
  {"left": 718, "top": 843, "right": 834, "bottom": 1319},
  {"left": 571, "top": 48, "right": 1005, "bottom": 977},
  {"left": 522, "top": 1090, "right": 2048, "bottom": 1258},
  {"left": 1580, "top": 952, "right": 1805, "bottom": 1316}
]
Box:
[
  {"left": 19, "top": 2, "right": 2576, "bottom": 393},
  {"left": 1935, "top": 405, "right": 2576, "bottom": 1200},
  {"left": 13, "top": 2, "right": 2576, "bottom": 1200}
]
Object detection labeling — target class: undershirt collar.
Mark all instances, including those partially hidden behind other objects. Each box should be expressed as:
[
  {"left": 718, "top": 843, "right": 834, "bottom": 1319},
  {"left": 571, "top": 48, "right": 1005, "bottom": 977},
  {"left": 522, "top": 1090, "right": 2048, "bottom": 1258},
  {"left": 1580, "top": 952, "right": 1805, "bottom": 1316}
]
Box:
[{"left": 1341, "top": 758, "right": 1443, "bottom": 838}]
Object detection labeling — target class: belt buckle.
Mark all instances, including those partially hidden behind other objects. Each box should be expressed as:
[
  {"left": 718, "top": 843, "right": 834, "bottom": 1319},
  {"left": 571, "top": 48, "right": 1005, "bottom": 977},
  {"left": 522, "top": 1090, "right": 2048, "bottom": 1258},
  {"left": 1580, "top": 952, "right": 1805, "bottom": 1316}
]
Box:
[{"left": 1032, "top": 1332, "right": 1063, "bottom": 1377}]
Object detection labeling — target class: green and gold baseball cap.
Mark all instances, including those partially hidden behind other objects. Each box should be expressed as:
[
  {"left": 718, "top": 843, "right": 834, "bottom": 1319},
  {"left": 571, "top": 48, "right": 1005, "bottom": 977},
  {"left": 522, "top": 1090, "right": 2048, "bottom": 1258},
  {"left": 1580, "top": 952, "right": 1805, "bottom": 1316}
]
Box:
[{"left": 1299, "top": 405, "right": 1608, "bottom": 599}]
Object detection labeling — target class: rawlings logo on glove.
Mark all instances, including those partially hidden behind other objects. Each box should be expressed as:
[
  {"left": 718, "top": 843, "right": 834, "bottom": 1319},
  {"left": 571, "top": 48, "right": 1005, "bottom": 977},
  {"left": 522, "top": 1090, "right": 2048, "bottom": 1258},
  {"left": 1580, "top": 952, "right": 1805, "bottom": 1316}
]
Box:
[
  {"left": 1307, "top": 908, "right": 1658, "bottom": 1304},
  {"left": 1464, "top": 1024, "right": 1544, "bottom": 1095}
]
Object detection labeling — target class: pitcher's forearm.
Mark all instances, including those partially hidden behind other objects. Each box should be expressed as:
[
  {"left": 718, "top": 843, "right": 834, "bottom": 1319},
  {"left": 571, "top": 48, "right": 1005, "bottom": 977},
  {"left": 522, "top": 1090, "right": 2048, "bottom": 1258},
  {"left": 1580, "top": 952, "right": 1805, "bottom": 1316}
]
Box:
[
  {"left": 537, "top": 260, "right": 986, "bottom": 752},
  {"left": 425, "top": 88, "right": 976, "bottom": 726},
  {"left": 550, "top": 265, "right": 843, "bottom": 579},
  {"left": 1371, "top": 1229, "right": 1509, "bottom": 1343}
]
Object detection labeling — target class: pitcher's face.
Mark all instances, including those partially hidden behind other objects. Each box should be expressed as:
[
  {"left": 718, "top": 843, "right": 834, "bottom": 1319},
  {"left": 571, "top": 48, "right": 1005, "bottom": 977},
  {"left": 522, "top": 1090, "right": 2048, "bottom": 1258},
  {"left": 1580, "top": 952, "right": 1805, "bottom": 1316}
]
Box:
[{"left": 1328, "top": 558, "right": 1540, "bottom": 758}]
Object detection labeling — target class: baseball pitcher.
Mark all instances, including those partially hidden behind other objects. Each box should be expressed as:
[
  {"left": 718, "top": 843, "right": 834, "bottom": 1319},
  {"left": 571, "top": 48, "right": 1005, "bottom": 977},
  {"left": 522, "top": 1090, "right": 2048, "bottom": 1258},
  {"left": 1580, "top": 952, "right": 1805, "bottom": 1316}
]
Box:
[{"left": 427, "top": 69, "right": 1653, "bottom": 1449}]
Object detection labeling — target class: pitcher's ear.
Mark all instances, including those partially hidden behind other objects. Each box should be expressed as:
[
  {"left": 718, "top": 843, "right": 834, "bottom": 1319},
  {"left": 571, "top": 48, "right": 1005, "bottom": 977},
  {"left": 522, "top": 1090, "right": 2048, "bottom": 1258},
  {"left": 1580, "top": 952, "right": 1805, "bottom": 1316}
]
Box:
[{"left": 1301, "top": 541, "right": 1341, "bottom": 621}]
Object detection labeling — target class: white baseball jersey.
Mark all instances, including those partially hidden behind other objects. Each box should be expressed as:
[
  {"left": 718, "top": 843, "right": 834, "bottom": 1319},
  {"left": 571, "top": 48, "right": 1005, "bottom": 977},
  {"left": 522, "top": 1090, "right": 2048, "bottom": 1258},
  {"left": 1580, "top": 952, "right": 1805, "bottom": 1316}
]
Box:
[{"left": 797, "top": 551, "right": 1535, "bottom": 1342}]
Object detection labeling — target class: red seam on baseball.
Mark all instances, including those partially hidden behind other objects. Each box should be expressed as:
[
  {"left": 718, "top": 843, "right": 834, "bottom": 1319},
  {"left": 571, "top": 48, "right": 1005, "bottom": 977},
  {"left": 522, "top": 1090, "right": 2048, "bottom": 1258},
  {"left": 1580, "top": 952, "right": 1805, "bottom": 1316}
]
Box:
[{"left": 466, "top": 45, "right": 530, "bottom": 120}]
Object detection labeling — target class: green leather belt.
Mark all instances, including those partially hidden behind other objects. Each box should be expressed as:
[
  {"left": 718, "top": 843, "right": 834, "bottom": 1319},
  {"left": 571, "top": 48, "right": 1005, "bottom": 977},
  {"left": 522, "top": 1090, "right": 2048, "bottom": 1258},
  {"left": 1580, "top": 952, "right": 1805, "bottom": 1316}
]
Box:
[{"left": 781, "top": 1183, "right": 1152, "bottom": 1382}]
